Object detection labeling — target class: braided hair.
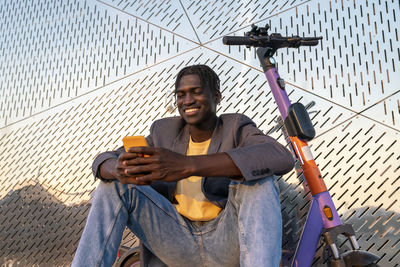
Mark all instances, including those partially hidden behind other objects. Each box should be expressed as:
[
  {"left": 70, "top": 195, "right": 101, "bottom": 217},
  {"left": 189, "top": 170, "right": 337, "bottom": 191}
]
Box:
[{"left": 175, "top": 65, "right": 220, "bottom": 95}]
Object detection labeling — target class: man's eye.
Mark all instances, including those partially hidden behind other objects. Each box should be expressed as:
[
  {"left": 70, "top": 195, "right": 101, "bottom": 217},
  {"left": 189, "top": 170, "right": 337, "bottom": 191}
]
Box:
[
  {"left": 193, "top": 89, "right": 203, "bottom": 95},
  {"left": 176, "top": 93, "right": 184, "bottom": 98}
]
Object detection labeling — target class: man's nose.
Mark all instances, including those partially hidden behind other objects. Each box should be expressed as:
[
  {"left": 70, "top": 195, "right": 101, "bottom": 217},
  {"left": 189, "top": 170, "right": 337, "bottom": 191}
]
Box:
[{"left": 183, "top": 93, "right": 195, "bottom": 105}]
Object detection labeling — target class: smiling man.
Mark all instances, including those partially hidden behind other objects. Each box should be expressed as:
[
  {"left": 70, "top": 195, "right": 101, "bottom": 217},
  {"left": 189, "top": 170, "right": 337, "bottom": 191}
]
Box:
[{"left": 72, "top": 65, "right": 294, "bottom": 267}]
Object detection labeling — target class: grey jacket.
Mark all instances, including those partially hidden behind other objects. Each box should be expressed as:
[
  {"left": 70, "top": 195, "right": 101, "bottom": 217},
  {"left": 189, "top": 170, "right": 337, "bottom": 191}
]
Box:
[{"left": 92, "top": 113, "right": 294, "bottom": 208}]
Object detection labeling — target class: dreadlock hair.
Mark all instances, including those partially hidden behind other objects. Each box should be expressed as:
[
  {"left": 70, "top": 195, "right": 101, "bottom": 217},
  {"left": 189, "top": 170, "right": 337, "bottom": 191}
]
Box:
[{"left": 175, "top": 65, "right": 220, "bottom": 95}]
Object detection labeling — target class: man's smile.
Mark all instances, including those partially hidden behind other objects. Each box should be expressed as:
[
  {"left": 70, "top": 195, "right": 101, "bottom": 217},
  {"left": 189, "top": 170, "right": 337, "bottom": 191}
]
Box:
[{"left": 184, "top": 107, "right": 200, "bottom": 115}]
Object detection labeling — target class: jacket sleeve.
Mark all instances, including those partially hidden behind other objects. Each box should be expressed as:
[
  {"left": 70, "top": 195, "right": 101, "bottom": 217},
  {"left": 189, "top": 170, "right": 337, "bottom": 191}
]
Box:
[
  {"left": 225, "top": 115, "right": 294, "bottom": 181},
  {"left": 91, "top": 146, "right": 124, "bottom": 182}
]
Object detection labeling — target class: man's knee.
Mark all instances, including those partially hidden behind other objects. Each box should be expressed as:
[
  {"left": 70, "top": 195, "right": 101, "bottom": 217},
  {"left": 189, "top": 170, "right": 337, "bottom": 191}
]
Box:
[
  {"left": 92, "top": 180, "right": 125, "bottom": 201},
  {"left": 231, "top": 176, "right": 279, "bottom": 193},
  {"left": 228, "top": 176, "right": 281, "bottom": 213}
]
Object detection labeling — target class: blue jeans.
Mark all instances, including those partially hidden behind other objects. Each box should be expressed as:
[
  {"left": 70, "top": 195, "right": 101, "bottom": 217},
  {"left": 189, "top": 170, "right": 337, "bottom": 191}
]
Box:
[{"left": 72, "top": 176, "right": 282, "bottom": 267}]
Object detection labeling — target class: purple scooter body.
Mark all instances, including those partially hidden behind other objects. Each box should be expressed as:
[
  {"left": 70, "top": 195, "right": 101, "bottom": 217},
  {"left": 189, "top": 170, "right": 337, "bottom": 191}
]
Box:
[{"left": 264, "top": 62, "right": 342, "bottom": 267}]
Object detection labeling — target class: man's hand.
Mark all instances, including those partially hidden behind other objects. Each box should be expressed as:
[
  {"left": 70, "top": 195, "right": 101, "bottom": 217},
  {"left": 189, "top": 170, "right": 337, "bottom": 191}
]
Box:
[
  {"left": 121, "top": 147, "right": 193, "bottom": 184},
  {"left": 107, "top": 151, "right": 152, "bottom": 185}
]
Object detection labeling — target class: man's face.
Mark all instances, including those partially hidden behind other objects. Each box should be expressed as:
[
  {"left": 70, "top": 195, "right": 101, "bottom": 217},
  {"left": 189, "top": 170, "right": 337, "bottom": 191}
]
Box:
[{"left": 176, "top": 74, "right": 220, "bottom": 128}]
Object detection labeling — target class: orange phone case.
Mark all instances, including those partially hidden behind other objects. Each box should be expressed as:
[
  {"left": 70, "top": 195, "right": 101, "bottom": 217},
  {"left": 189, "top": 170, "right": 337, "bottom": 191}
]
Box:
[{"left": 122, "top": 136, "right": 148, "bottom": 152}]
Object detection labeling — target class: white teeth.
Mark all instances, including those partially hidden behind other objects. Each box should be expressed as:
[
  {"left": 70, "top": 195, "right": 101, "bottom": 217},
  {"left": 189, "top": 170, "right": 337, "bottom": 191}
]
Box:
[{"left": 185, "top": 108, "right": 199, "bottom": 113}]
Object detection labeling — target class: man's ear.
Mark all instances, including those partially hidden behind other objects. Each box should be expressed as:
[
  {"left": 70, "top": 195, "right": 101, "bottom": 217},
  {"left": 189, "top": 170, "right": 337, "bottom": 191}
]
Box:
[{"left": 215, "top": 91, "right": 221, "bottom": 104}]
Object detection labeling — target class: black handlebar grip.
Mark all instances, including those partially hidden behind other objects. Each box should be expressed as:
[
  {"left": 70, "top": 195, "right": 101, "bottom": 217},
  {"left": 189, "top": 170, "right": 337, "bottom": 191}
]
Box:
[
  {"left": 299, "top": 40, "right": 320, "bottom": 46},
  {"left": 222, "top": 36, "right": 257, "bottom": 46}
]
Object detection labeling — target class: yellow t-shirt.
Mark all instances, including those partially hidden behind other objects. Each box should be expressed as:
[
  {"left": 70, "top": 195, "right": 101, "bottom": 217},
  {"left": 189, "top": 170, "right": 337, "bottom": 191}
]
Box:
[{"left": 174, "top": 137, "right": 222, "bottom": 221}]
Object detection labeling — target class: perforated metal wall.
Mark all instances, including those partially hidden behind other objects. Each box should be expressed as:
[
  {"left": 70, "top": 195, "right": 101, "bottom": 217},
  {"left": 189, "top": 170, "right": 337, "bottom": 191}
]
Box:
[{"left": 0, "top": 0, "right": 399, "bottom": 266}]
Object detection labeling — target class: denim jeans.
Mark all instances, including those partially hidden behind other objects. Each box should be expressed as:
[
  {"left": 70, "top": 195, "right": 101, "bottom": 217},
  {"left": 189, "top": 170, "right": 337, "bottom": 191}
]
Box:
[{"left": 72, "top": 176, "right": 282, "bottom": 267}]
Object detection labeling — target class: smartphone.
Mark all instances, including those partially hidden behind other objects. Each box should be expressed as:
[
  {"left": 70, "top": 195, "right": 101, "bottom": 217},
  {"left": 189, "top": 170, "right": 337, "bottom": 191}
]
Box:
[
  {"left": 122, "top": 136, "right": 149, "bottom": 177},
  {"left": 122, "top": 135, "right": 148, "bottom": 152}
]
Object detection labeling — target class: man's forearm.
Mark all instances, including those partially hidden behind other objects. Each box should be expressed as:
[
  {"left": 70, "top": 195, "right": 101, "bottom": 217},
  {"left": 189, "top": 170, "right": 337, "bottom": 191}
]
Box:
[
  {"left": 99, "top": 158, "right": 118, "bottom": 180},
  {"left": 188, "top": 152, "right": 242, "bottom": 179}
]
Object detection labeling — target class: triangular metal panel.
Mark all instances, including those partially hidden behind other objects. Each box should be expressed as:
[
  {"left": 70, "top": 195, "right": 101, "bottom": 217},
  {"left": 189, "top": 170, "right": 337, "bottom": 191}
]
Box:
[
  {"left": 99, "top": 0, "right": 201, "bottom": 43},
  {"left": 361, "top": 92, "right": 400, "bottom": 130}
]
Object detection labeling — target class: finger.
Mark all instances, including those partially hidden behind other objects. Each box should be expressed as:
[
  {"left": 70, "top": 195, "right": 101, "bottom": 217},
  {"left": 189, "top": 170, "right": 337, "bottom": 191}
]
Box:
[
  {"left": 116, "top": 161, "right": 136, "bottom": 172},
  {"left": 119, "top": 152, "right": 140, "bottom": 160},
  {"left": 124, "top": 157, "right": 157, "bottom": 166},
  {"left": 119, "top": 157, "right": 151, "bottom": 169},
  {"left": 128, "top": 146, "right": 156, "bottom": 155},
  {"left": 135, "top": 173, "right": 161, "bottom": 183},
  {"left": 125, "top": 164, "right": 156, "bottom": 175}
]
